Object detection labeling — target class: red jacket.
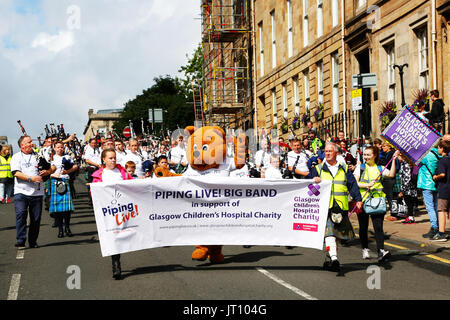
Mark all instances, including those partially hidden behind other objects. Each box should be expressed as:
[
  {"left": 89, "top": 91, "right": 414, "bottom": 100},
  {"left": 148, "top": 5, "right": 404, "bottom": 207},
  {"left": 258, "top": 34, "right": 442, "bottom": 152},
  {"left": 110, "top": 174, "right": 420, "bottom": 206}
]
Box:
[{"left": 92, "top": 164, "right": 133, "bottom": 183}]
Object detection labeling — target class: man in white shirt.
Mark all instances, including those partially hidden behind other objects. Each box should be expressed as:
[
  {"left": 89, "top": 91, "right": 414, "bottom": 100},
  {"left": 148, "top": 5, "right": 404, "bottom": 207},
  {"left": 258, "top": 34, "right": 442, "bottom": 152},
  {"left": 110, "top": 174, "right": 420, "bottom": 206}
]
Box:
[
  {"left": 169, "top": 135, "right": 188, "bottom": 173},
  {"left": 83, "top": 138, "right": 102, "bottom": 183},
  {"left": 287, "top": 139, "right": 309, "bottom": 179},
  {"left": 124, "top": 139, "right": 145, "bottom": 177},
  {"left": 11, "top": 136, "right": 55, "bottom": 248},
  {"left": 254, "top": 138, "right": 271, "bottom": 170}
]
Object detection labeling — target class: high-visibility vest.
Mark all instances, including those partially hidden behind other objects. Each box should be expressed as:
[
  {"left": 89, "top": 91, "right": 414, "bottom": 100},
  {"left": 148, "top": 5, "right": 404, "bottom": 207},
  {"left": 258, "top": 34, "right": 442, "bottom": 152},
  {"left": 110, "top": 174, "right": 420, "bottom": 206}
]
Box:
[
  {"left": 359, "top": 163, "right": 386, "bottom": 202},
  {"left": 0, "top": 155, "right": 13, "bottom": 179},
  {"left": 318, "top": 162, "right": 349, "bottom": 211}
]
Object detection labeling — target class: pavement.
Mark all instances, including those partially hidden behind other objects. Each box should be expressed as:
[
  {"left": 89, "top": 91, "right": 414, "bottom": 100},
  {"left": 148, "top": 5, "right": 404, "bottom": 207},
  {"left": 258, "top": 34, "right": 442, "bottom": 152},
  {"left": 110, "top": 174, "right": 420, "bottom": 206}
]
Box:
[{"left": 349, "top": 202, "right": 450, "bottom": 250}]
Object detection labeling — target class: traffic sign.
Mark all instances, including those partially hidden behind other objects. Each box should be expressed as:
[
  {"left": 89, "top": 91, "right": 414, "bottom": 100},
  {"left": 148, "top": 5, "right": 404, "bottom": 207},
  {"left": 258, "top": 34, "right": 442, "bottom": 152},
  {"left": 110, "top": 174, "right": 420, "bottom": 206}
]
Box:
[
  {"left": 352, "top": 89, "right": 362, "bottom": 111},
  {"left": 149, "top": 108, "right": 163, "bottom": 124},
  {"left": 123, "top": 126, "right": 131, "bottom": 138},
  {"left": 352, "top": 73, "right": 377, "bottom": 88}
]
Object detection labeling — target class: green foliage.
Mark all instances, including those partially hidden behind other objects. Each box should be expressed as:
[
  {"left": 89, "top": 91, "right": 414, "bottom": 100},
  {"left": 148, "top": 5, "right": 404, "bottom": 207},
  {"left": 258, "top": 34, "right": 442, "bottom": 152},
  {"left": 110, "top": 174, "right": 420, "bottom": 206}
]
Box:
[
  {"left": 113, "top": 45, "right": 202, "bottom": 138},
  {"left": 178, "top": 43, "right": 203, "bottom": 94},
  {"left": 113, "top": 75, "right": 194, "bottom": 137}
]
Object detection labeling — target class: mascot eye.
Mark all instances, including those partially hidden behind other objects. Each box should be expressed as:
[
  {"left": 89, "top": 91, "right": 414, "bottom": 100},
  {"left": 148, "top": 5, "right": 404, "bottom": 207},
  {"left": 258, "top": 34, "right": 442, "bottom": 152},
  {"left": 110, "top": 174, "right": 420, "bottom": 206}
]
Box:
[
  {"left": 193, "top": 144, "right": 198, "bottom": 150},
  {"left": 202, "top": 144, "right": 209, "bottom": 151}
]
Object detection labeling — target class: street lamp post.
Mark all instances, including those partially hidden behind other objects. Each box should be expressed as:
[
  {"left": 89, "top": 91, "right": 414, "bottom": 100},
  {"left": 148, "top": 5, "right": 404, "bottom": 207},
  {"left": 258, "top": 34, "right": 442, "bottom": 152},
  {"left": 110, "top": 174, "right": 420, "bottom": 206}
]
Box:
[{"left": 393, "top": 63, "right": 408, "bottom": 107}]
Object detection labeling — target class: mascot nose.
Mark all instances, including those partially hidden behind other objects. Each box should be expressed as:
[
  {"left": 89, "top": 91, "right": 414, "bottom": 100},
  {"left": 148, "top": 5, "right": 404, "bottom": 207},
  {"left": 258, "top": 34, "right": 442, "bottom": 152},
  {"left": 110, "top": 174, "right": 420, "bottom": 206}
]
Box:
[{"left": 193, "top": 151, "right": 200, "bottom": 158}]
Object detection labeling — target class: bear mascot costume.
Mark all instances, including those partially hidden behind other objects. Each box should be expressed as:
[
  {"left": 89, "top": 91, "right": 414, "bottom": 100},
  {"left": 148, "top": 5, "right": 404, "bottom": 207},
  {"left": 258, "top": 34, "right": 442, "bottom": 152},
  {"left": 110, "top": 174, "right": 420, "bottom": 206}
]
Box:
[{"left": 183, "top": 125, "right": 246, "bottom": 263}]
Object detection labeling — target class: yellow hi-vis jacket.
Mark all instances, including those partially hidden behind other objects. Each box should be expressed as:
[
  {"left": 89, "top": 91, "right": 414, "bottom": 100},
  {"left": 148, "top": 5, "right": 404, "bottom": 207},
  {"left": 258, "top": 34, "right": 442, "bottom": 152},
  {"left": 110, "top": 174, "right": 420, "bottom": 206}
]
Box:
[
  {"left": 317, "top": 162, "right": 350, "bottom": 211},
  {"left": 0, "top": 155, "right": 13, "bottom": 179}
]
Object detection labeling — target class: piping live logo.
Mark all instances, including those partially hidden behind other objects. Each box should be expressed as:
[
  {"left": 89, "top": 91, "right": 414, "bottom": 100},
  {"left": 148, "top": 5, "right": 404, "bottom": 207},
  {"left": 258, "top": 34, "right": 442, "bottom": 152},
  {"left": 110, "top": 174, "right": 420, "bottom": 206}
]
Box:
[{"left": 101, "top": 188, "right": 140, "bottom": 226}]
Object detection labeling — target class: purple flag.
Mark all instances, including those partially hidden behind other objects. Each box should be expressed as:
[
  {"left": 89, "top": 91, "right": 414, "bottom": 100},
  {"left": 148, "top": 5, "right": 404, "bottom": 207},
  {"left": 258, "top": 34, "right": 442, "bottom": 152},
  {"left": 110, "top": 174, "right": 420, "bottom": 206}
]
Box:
[{"left": 381, "top": 106, "right": 442, "bottom": 164}]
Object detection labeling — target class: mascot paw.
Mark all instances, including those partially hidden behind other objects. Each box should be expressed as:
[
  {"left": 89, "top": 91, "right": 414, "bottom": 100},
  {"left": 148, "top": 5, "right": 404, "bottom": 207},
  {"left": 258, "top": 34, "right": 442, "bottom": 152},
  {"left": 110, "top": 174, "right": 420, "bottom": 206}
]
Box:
[{"left": 192, "top": 247, "right": 209, "bottom": 261}]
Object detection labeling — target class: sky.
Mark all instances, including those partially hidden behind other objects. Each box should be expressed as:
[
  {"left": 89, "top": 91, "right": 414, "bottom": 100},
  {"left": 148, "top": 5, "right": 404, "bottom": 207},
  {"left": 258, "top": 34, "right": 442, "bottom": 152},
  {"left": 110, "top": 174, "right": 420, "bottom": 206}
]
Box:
[{"left": 0, "top": 0, "right": 201, "bottom": 149}]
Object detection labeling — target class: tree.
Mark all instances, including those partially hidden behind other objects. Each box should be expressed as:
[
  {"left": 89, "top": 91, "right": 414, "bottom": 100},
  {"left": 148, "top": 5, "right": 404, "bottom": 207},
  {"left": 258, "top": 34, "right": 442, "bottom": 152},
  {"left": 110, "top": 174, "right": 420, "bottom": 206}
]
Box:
[
  {"left": 178, "top": 43, "right": 203, "bottom": 96},
  {"left": 113, "top": 75, "right": 194, "bottom": 137}
]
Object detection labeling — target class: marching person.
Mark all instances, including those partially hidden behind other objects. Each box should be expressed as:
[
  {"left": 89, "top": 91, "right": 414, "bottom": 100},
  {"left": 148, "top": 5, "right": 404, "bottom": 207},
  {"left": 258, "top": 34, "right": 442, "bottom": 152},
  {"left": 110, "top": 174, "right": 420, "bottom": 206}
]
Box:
[
  {"left": 254, "top": 138, "right": 271, "bottom": 171},
  {"left": 123, "top": 139, "right": 145, "bottom": 178},
  {"left": 114, "top": 139, "right": 127, "bottom": 167},
  {"left": 0, "top": 145, "right": 13, "bottom": 204},
  {"left": 49, "top": 141, "right": 78, "bottom": 238},
  {"left": 287, "top": 139, "right": 309, "bottom": 179},
  {"left": 311, "top": 142, "right": 363, "bottom": 272},
  {"left": 92, "top": 148, "right": 133, "bottom": 280},
  {"left": 169, "top": 135, "right": 188, "bottom": 174},
  {"left": 10, "top": 136, "right": 55, "bottom": 248},
  {"left": 83, "top": 138, "right": 102, "bottom": 183},
  {"left": 354, "top": 146, "right": 398, "bottom": 262}
]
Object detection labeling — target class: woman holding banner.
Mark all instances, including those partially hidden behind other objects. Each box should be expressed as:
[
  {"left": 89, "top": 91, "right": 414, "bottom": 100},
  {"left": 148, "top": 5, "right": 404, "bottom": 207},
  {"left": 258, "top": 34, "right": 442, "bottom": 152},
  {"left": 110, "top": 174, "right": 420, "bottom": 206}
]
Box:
[
  {"left": 92, "top": 148, "right": 133, "bottom": 280},
  {"left": 354, "top": 146, "right": 399, "bottom": 262}
]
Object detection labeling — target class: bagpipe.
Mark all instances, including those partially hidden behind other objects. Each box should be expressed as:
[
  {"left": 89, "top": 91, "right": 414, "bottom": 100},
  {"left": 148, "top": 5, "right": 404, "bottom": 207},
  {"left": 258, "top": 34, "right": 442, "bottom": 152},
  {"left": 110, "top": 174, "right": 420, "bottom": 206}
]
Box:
[{"left": 17, "top": 120, "right": 52, "bottom": 181}]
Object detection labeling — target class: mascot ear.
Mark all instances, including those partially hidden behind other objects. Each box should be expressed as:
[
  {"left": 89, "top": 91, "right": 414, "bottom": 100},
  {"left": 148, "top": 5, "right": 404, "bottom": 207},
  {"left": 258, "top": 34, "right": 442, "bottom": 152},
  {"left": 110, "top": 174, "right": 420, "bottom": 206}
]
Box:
[
  {"left": 184, "top": 126, "right": 196, "bottom": 136},
  {"left": 211, "top": 126, "right": 225, "bottom": 138}
]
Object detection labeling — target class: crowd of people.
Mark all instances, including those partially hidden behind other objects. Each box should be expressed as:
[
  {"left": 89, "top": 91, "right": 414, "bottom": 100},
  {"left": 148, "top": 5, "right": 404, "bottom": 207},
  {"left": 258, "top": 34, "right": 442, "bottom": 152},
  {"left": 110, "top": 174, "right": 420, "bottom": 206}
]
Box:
[{"left": 1, "top": 95, "right": 449, "bottom": 278}]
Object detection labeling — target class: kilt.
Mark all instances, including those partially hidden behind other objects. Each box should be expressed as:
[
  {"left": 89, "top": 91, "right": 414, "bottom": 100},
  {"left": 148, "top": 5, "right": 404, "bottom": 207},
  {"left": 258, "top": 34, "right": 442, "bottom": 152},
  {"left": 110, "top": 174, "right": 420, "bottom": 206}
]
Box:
[
  {"left": 49, "top": 178, "right": 74, "bottom": 213},
  {"left": 324, "top": 211, "right": 355, "bottom": 240}
]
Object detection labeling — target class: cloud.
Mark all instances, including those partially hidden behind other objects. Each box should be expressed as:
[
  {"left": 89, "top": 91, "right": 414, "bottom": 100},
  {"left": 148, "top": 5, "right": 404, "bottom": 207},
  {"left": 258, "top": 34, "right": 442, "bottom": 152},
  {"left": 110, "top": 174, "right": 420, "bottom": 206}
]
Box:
[
  {"left": 0, "top": 0, "right": 201, "bottom": 148},
  {"left": 31, "top": 30, "right": 74, "bottom": 52}
]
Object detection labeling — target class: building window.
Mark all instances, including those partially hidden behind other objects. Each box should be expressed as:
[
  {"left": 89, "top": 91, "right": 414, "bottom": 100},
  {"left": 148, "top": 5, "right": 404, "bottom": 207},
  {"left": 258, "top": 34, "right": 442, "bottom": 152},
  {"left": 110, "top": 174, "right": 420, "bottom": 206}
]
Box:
[
  {"left": 385, "top": 43, "right": 396, "bottom": 102},
  {"left": 416, "top": 26, "right": 429, "bottom": 90},
  {"left": 332, "top": 52, "right": 340, "bottom": 114},
  {"left": 271, "top": 10, "right": 277, "bottom": 69},
  {"left": 303, "top": 0, "right": 309, "bottom": 47},
  {"left": 304, "top": 69, "right": 310, "bottom": 114},
  {"left": 258, "top": 22, "right": 264, "bottom": 76},
  {"left": 282, "top": 82, "right": 288, "bottom": 119},
  {"left": 272, "top": 89, "right": 277, "bottom": 125},
  {"left": 358, "top": 0, "right": 366, "bottom": 8},
  {"left": 317, "top": 0, "right": 323, "bottom": 38},
  {"left": 287, "top": 0, "right": 293, "bottom": 58},
  {"left": 317, "top": 61, "right": 324, "bottom": 104},
  {"left": 293, "top": 76, "right": 300, "bottom": 116},
  {"left": 332, "top": 0, "right": 339, "bottom": 27}
]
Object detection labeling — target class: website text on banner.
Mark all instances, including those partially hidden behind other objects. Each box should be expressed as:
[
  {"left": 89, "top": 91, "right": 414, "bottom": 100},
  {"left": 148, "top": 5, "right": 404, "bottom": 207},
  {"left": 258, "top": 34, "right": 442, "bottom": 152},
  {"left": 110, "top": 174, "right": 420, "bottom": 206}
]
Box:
[
  {"left": 90, "top": 177, "right": 332, "bottom": 257},
  {"left": 381, "top": 106, "right": 442, "bottom": 164}
]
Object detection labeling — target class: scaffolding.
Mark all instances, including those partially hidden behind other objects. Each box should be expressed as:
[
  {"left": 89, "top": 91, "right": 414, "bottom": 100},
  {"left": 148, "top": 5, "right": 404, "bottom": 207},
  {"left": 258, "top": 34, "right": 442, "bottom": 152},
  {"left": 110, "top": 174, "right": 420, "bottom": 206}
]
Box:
[{"left": 200, "top": 0, "right": 250, "bottom": 127}]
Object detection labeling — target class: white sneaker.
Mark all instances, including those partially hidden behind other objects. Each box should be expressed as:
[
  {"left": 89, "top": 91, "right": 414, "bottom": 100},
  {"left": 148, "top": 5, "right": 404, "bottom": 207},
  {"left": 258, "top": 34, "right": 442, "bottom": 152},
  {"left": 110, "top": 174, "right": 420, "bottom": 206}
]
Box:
[
  {"left": 362, "top": 248, "right": 370, "bottom": 259},
  {"left": 378, "top": 249, "right": 391, "bottom": 262}
]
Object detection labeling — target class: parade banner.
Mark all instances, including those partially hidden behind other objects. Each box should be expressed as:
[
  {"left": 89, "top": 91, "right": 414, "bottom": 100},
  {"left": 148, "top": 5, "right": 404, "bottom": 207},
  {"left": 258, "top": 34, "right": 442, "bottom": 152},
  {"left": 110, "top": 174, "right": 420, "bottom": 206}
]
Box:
[
  {"left": 381, "top": 106, "right": 442, "bottom": 164},
  {"left": 90, "top": 177, "right": 332, "bottom": 257}
]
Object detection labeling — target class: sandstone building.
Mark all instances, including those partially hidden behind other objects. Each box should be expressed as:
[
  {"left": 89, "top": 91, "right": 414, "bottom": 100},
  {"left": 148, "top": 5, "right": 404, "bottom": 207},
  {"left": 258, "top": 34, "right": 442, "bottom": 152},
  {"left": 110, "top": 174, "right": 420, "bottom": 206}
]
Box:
[{"left": 200, "top": 0, "right": 450, "bottom": 141}]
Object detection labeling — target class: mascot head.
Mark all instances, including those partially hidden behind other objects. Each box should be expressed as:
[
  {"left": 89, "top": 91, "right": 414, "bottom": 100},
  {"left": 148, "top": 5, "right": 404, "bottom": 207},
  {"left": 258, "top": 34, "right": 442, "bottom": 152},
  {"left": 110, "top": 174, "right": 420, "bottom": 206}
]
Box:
[{"left": 185, "top": 126, "right": 227, "bottom": 171}]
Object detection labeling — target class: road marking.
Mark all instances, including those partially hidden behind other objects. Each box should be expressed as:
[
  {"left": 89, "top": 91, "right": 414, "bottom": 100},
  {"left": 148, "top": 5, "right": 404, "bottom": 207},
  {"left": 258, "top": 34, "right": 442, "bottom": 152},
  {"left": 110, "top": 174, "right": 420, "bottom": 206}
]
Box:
[
  {"left": 256, "top": 267, "right": 318, "bottom": 300},
  {"left": 425, "top": 254, "right": 450, "bottom": 264},
  {"left": 355, "top": 233, "right": 449, "bottom": 264},
  {"left": 16, "top": 249, "right": 25, "bottom": 260},
  {"left": 7, "top": 274, "right": 21, "bottom": 300},
  {"left": 383, "top": 242, "right": 408, "bottom": 250}
]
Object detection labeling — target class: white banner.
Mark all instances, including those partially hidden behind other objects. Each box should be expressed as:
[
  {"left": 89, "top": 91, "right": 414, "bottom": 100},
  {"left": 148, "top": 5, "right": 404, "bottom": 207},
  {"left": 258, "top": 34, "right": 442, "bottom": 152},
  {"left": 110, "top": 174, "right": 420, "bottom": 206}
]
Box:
[{"left": 90, "top": 177, "right": 332, "bottom": 257}]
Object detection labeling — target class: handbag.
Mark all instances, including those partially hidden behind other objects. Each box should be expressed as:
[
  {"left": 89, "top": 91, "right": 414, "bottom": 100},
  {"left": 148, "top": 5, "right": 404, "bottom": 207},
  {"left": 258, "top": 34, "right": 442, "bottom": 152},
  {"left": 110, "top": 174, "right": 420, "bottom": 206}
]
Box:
[{"left": 363, "top": 192, "right": 386, "bottom": 215}]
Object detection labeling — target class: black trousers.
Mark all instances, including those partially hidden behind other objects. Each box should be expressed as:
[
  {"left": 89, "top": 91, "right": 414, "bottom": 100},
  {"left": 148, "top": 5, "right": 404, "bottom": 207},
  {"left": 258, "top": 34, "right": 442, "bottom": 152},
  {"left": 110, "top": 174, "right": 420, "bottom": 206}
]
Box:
[
  {"left": 382, "top": 178, "right": 395, "bottom": 215},
  {"left": 357, "top": 212, "right": 385, "bottom": 252},
  {"left": 403, "top": 195, "right": 415, "bottom": 217},
  {"left": 55, "top": 212, "right": 71, "bottom": 231}
]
